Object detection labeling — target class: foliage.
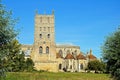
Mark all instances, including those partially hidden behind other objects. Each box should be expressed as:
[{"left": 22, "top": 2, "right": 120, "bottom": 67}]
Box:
[
  {"left": 4, "top": 40, "right": 34, "bottom": 72},
  {"left": 102, "top": 27, "right": 120, "bottom": 80},
  {"left": 87, "top": 60, "right": 106, "bottom": 73},
  {"left": 25, "top": 58, "right": 34, "bottom": 71},
  {"left": 10, "top": 52, "right": 26, "bottom": 72},
  {"left": 6, "top": 51, "right": 34, "bottom": 72},
  {"left": 0, "top": 0, "right": 18, "bottom": 77},
  {"left": 0, "top": 1, "right": 34, "bottom": 76},
  {"left": 5, "top": 39, "right": 21, "bottom": 72}
]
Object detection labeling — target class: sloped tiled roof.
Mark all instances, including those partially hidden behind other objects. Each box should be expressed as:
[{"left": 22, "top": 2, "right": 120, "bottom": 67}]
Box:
[
  {"left": 56, "top": 53, "right": 63, "bottom": 58},
  {"left": 88, "top": 54, "right": 97, "bottom": 60},
  {"left": 65, "top": 53, "right": 74, "bottom": 59},
  {"left": 77, "top": 53, "right": 86, "bottom": 60},
  {"left": 87, "top": 49, "right": 97, "bottom": 60}
]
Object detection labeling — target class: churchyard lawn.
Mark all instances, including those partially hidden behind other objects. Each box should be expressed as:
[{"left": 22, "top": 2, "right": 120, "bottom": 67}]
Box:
[{"left": 3, "top": 72, "right": 111, "bottom": 80}]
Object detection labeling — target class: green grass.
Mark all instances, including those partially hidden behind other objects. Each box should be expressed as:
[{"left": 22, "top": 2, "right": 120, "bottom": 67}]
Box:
[{"left": 4, "top": 72, "right": 111, "bottom": 80}]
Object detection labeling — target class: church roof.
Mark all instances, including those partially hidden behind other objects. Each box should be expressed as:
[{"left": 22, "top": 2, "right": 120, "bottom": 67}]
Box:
[
  {"left": 87, "top": 53, "right": 97, "bottom": 60},
  {"left": 87, "top": 49, "right": 97, "bottom": 60},
  {"left": 77, "top": 53, "right": 86, "bottom": 60},
  {"left": 65, "top": 53, "right": 74, "bottom": 59},
  {"left": 21, "top": 44, "right": 33, "bottom": 47},
  {"left": 56, "top": 44, "right": 80, "bottom": 48}
]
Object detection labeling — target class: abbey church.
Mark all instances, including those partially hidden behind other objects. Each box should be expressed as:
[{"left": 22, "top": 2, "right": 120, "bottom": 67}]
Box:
[{"left": 21, "top": 11, "right": 97, "bottom": 72}]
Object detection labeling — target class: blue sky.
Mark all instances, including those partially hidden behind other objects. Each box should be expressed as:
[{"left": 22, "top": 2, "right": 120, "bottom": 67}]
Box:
[{"left": 2, "top": 0, "right": 120, "bottom": 58}]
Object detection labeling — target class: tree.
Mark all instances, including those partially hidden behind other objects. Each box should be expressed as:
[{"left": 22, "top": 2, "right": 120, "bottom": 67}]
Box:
[
  {"left": 87, "top": 60, "right": 105, "bottom": 73},
  {"left": 5, "top": 40, "right": 30, "bottom": 72},
  {"left": 11, "top": 52, "right": 26, "bottom": 72},
  {"left": 0, "top": 1, "right": 18, "bottom": 77},
  {"left": 102, "top": 27, "right": 120, "bottom": 80},
  {"left": 2, "top": 39, "right": 34, "bottom": 72},
  {"left": 25, "top": 58, "right": 34, "bottom": 71},
  {"left": 6, "top": 39, "right": 22, "bottom": 72}
]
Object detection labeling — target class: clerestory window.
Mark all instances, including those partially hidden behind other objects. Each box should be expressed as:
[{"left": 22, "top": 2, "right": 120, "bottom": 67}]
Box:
[
  {"left": 59, "top": 50, "right": 63, "bottom": 56},
  {"left": 67, "top": 50, "right": 70, "bottom": 54}
]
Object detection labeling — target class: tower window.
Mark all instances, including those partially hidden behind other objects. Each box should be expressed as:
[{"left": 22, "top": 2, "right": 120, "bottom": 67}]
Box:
[
  {"left": 40, "top": 27, "right": 42, "bottom": 31},
  {"left": 40, "top": 34, "right": 42, "bottom": 38},
  {"left": 40, "top": 17, "right": 42, "bottom": 23},
  {"left": 39, "top": 46, "right": 43, "bottom": 53},
  {"left": 48, "top": 34, "right": 50, "bottom": 38},
  {"left": 44, "top": 27, "right": 46, "bottom": 31},
  {"left": 48, "top": 27, "right": 50, "bottom": 31},
  {"left": 46, "top": 46, "right": 49, "bottom": 54},
  {"left": 48, "top": 17, "right": 50, "bottom": 23}
]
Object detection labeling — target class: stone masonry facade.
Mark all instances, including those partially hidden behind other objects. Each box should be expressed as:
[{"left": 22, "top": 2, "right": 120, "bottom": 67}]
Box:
[{"left": 21, "top": 11, "right": 97, "bottom": 72}]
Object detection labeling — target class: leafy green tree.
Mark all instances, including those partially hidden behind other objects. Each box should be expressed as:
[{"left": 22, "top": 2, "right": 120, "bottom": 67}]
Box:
[
  {"left": 0, "top": 1, "right": 18, "bottom": 77},
  {"left": 6, "top": 39, "right": 21, "bottom": 72},
  {"left": 3, "top": 39, "right": 34, "bottom": 72},
  {"left": 5, "top": 40, "right": 27, "bottom": 72},
  {"left": 87, "top": 60, "right": 105, "bottom": 73},
  {"left": 102, "top": 27, "right": 120, "bottom": 80},
  {"left": 25, "top": 58, "right": 34, "bottom": 71},
  {"left": 0, "top": 0, "right": 34, "bottom": 75},
  {"left": 12, "top": 52, "right": 26, "bottom": 72}
]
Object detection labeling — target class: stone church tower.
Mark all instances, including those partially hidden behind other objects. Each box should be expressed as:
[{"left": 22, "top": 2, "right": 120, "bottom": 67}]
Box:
[
  {"left": 31, "top": 10, "right": 58, "bottom": 72},
  {"left": 21, "top": 10, "right": 97, "bottom": 72}
]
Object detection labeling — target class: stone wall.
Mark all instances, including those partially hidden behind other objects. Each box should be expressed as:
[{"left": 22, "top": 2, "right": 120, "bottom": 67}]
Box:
[{"left": 34, "top": 61, "right": 58, "bottom": 72}]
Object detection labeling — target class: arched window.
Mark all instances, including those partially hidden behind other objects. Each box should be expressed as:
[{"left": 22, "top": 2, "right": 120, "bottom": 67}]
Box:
[
  {"left": 74, "top": 50, "right": 77, "bottom": 56},
  {"left": 80, "top": 63, "right": 83, "bottom": 69},
  {"left": 59, "top": 50, "right": 63, "bottom": 54},
  {"left": 40, "top": 17, "right": 42, "bottom": 23},
  {"left": 46, "top": 46, "right": 49, "bottom": 54},
  {"left": 48, "top": 34, "right": 50, "bottom": 38},
  {"left": 67, "top": 50, "right": 70, "bottom": 54},
  {"left": 40, "top": 34, "right": 42, "bottom": 38},
  {"left": 59, "top": 64, "right": 62, "bottom": 69},
  {"left": 70, "top": 65, "right": 72, "bottom": 69},
  {"left": 48, "top": 17, "right": 50, "bottom": 23},
  {"left": 48, "top": 27, "right": 50, "bottom": 31},
  {"left": 59, "top": 50, "right": 63, "bottom": 56},
  {"left": 75, "top": 50, "right": 77, "bottom": 53},
  {"left": 40, "top": 27, "right": 42, "bottom": 31},
  {"left": 39, "top": 46, "right": 42, "bottom": 53},
  {"left": 44, "top": 27, "right": 46, "bottom": 31}
]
